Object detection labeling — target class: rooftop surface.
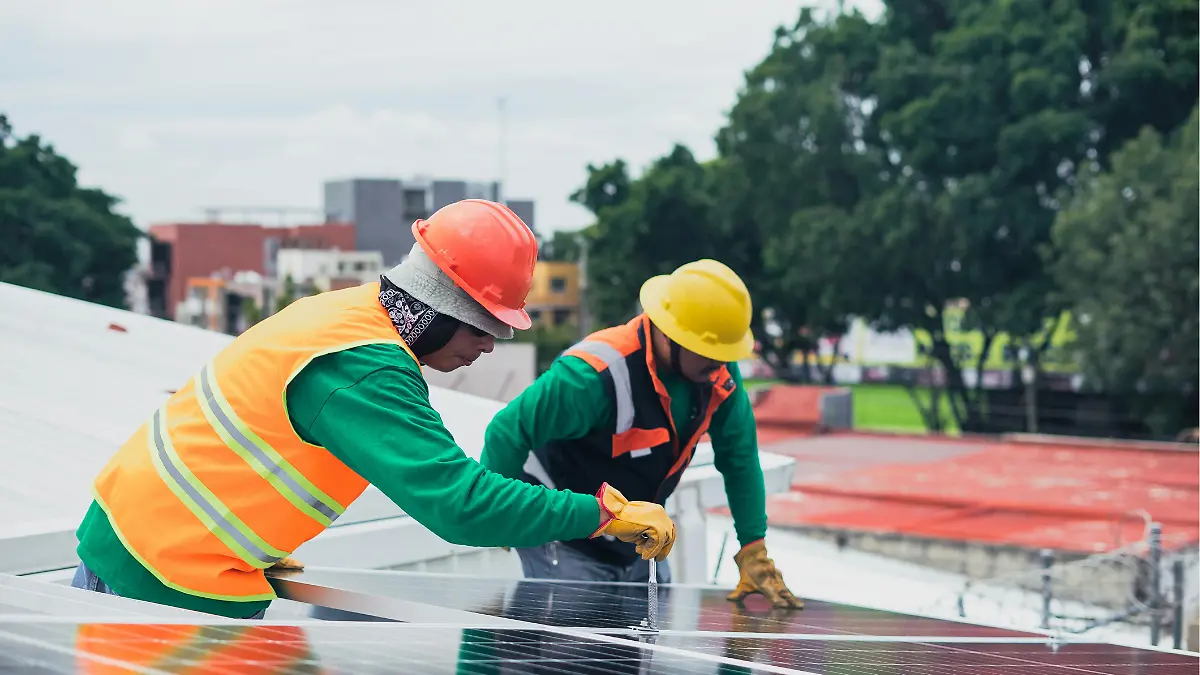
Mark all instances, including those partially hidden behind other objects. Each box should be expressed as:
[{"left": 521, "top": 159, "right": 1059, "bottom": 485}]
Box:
[{"left": 741, "top": 386, "right": 1200, "bottom": 555}]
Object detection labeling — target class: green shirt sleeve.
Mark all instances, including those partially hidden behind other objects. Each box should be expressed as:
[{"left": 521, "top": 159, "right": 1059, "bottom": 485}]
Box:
[
  {"left": 285, "top": 344, "right": 600, "bottom": 548},
  {"left": 708, "top": 362, "right": 769, "bottom": 548},
  {"left": 479, "top": 355, "right": 613, "bottom": 479}
]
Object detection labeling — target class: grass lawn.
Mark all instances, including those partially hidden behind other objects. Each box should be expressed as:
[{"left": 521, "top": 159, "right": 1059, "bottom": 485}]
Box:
[
  {"left": 744, "top": 378, "right": 959, "bottom": 435},
  {"left": 849, "top": 383, "right": 960, "bottom": 435}
]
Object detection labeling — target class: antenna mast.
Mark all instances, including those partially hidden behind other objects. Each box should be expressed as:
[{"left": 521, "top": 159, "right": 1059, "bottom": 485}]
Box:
[{"left": 497, "top": 96, "right": 508, "bottom": 202}]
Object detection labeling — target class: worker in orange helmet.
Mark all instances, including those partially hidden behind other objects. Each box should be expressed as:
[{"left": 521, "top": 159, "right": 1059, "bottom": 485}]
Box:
[
  {"left": 482, "top": 259, "right": 802, "bottom": 609},
  {"left": 68, "top": 200, "right": 676, "bottom": 619}
]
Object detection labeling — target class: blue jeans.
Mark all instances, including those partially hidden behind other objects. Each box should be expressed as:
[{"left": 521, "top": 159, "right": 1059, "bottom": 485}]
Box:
[
  {"left": 515, "top": 542, "right": 672, "bottom": 584},
  {"left": 70, "top": 562, "right": 266, "bottom": 620}
]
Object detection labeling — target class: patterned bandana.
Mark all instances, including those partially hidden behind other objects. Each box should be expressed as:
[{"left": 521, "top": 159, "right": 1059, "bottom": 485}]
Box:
[{"left": 378, "top": 275, "right": 439, "bottom": 343}]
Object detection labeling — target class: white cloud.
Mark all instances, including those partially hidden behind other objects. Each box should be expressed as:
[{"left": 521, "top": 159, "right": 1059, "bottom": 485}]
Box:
[{"left": 1, "top": 0, "right": 881, "bottom": 232}]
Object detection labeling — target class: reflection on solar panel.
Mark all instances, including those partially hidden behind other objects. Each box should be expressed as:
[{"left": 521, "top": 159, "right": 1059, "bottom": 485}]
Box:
[
  {"left": 0, "top": 568, "right": 1195, "bottom": 674},
  {"left": 0, "top": 622, "right": 756, "bottom": 675}
]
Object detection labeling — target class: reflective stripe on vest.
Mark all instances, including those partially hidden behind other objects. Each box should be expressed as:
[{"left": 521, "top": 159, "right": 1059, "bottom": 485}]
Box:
[
  {"left": 568, "top": 340, "right": 635, "bottom": 434},
  {"left": 197, "top": 361, "right": 343, "bottom": 525},
  {"left": 147, "top": 406, "right": 285, "bottom": 569},
  {"left": 93, "top": 282, "right": 414, "bottom": 601},
  {"left": 523, "top": 338, "right": 639, "bottom": 491}
]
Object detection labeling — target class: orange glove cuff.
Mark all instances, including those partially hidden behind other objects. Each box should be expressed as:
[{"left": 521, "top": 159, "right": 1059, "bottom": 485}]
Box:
[
  {"left": 590, "top": 482, "right": 619, "bottom": 538},
  {"left": 738, "top": 538, "right": 765, "bottom": 554}
]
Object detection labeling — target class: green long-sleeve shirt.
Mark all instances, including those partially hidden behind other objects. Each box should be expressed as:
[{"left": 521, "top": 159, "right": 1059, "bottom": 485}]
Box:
[
  {"left": 76, "top": 343, "right": 600, "bottom": 618},
  {"left": 480, "top": 355, "right": 768, "bottom": 550}
]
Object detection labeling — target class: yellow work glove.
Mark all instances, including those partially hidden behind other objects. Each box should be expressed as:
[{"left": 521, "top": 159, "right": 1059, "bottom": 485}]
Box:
[
  {"left": 589, "top": 483, "right": 676, "bottom": 562},
  {"left": 726, "top": 539, "right": 803, "bottom": 609},
  {"left": 269, "top": 556, "right": 305, "bottom": 572}
]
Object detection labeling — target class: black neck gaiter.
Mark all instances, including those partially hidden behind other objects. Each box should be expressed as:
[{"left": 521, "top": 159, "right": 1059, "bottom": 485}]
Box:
[{"left": 378, "top": 276, "right": 462, "bottom": 358}]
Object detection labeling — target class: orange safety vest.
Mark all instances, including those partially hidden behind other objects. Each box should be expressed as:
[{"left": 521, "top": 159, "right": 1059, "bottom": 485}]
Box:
[
  {"left": 519, "top": 314, "right": 735, "bottom": 566},
  {"left": 92, "top": 282, "right": 415, "bottom": 602},
  {"left": 75, "top": 623, "right": 322, "bottom": 674}
]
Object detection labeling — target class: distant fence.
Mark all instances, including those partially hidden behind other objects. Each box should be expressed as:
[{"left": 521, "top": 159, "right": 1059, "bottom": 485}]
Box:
[
  {"left": 951, "top": 520, "right": 1199, "bottom": 650},
  {"left": 844, "top": 364, "right": 1198, "bottom": 440}
]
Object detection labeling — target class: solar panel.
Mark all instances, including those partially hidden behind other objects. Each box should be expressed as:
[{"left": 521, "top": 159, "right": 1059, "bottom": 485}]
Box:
[
  {"left": 260, "top": 567, "right": 1199, "bottom": 673},
  {"left": 0, "top": 567, "right": 1194, "bottom": 673},
  {"left": 2, "top": 617, "right": 1195, "bottom": 675},
  {"left": 271, "top": 567, "right": 1043, "bottom": 637}
]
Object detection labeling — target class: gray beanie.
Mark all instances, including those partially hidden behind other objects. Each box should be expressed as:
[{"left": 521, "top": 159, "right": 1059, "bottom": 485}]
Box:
[{"left": 384, "top": 242, "right": 515, "bottom": 340}]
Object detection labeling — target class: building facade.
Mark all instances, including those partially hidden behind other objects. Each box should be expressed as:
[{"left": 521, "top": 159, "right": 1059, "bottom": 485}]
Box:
[
  {"left": 323, "top": 177, "right": 533, "bottom": 267},
  {"left": 525, "top": 261, "right": 580, "bottom": 328},
  {"left": 145, "top": 221, "right": 355, "bottom": 319},
  {"left": 323, "top": 179, "right": 412, "bottom": 268},
  {"left": 276, "top": 249, "right": 386, "bottom": 294},
  {"left": 176, "top": 271, "right": 270, "bottom": 335}
]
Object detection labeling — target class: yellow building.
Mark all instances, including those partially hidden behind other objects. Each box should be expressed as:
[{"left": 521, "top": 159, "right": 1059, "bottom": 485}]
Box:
[{"left": 526, "top": 261, "right": 580, "bottom": 328}]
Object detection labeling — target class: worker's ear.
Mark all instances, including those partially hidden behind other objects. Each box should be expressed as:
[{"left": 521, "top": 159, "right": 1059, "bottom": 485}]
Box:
[{"left": 647, "top": 324, "right": 670, "bottom": 363}]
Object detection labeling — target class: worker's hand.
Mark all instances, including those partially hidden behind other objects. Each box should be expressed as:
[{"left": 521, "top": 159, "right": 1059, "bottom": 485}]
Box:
[
  {"left": 589, "top": 483, "right": 676, "bottom": 562},
  {"left": 269, "top": 556, "right": 306, "bottom": 572},
  {"left": 726, "top": 540, "right": 803, "bottom": 609}
]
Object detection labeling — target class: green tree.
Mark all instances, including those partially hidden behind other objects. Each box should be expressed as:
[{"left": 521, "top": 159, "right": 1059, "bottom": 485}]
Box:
[
  {"left": 568, "top": 0, "right": 1197, "bottom": 432},
  {"left": 716, "top": 9, "right": 883, "bottom": 382},
  {"left": 0, "top": 114, "right": 142, "bottom": 308},
  {"left": 1050, "top": 108, "right": 1199, "bottom": 436},
  {"left": 571, "top": 146, "right": 740, "bottom": 327},
  {"left": 241, "top": 297, "right": 263, "bottom": 331},
  {"left": 539, "top": 229, "right": 584, "bottom": 263},
  {"left": 711, "top": 0, "right": 1197, "bottom": 431},
  {"left": 274, "top": 274, "right": 299, "bottom": 313}
]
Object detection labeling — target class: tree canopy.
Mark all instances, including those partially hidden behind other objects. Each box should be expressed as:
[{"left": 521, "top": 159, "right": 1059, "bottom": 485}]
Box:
[
  {"left": 1050, "top": 108, "right": 1198, "bottom": 434},
  {"left": 571, "top": 0, "right": 1198, "bottom": 435},
  {"left": 0, "top": 114, "right": 142, "bottom": 308}
]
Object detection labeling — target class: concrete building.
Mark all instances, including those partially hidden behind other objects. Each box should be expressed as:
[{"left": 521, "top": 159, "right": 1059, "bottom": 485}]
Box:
[
  {"left": 505, "top": 199, "right": 535, "bottom": 234},
  {"left": 276, "top": 249, "right": 385, "bottom": 294},
  {"left": 430, "top": 178, "right": 500, "bottom": 211},
  {"left": 525, "top": 260, "right": 580, "bottom": 328},
  {"left": 323, "top": 177, "right": 533, "bottom": 267},
  {"left": 323, "top": 179, "right": 413, "bottom": 268},
  {"left": 145, "top": 221, "right": 355, "bottom": 320}
]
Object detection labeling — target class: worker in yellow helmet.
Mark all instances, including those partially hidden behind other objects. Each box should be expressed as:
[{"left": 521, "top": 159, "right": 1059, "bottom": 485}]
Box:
[{"left": 481, "top": 259, "right": 802, "bottom": 609}]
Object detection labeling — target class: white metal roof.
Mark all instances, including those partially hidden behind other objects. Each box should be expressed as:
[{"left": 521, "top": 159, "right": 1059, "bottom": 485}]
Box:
[{"left": 0, "top": 282, "right": 237, "bottom": 529}]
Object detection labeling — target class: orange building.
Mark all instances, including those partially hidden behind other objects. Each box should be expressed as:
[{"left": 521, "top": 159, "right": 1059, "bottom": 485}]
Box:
[{"left": 525, "top": 261, "right": 580, "bottom": 328}]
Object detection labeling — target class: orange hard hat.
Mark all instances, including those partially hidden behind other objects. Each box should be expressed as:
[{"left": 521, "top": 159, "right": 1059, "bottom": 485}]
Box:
[{"left": 412, "top": 199, "right": 538, "bottom": 330}]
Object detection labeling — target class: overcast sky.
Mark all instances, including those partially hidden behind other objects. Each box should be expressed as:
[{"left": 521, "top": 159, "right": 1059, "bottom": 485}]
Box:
[{"left": 3, "top": 1, "right": 872, "bottom": 234}]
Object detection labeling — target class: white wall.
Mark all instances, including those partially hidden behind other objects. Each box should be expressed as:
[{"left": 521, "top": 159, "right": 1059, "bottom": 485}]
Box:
[
  {"left": 277, "top": 249, "right": 384, "bottom": 289},
  {"left": 421, "top": 343, "right": 536, "bottom": 402}
]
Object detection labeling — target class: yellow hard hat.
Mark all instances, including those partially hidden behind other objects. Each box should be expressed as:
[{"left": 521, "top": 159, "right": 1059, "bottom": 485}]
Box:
[{"left": 639, "top": 259, "right": 755, "bottom": 363}]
